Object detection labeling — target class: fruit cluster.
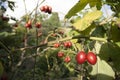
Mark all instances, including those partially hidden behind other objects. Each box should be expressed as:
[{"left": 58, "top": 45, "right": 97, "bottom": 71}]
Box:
[
  {"left": 40, "top": 5, "right": 52, "bottom": 14},
  {"left": 76, "top": 51, "right": 97, "bottom": 65},
  {"left": 54, "top": 41, "right": 72, "bottom": 48},
  {"left": 57, "top": 51, "right": 71, "bottom": 63},
  {"left": 25, "top": 20, "right": 42, "bottom": 29},
  {"left": 53, "top": 41, "right": 72, "bottom": 63},
  {"left": 53, "top": 34, "right": 97, "bottom": 65}
]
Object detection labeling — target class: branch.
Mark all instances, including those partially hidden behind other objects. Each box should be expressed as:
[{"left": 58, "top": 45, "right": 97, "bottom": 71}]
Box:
[{"left": 13, "top": 35, "right": 107, "bottom": 51}]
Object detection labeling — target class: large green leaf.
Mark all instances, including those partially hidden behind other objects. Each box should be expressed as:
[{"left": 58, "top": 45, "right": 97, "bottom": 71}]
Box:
[
  {"left": 65, "top": 0, "right": 88, "bottom": 19},
  {"left": 73, "top": 11, "right": 102, "bottom": 31},
  {"left": 99, "top": 43, "right": 120, "bottom": 71},
  {"left": 90, "top": 57, "right": 115, "bottom": 80},
  {"left": 89, "top": 0, "right": 102, "bottom": 9},
  {"left": 110, "top": 19, "right": 120, "bottom": 42},
  {"left": 65, "top": 0, "right": 102, "bottom": 19}
]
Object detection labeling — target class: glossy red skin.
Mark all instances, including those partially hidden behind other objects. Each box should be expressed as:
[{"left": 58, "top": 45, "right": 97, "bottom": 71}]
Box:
[
  {"left": 25, "top": 20, "right": 32, "bottom": 28},
  {"left": 63, "top": 42, "right": 68, "bottom": 47},
  {"left": 40, "top": 5, "right": 52, "bottom": 14},
  {"left": 87, "top": 52, "right": 97, "bottom": 65},
  {"left": 25, "top": 23, "right": 32, "bottom": 28},
  {"left": 54, "top": 43, "right": 60, "bottom": 48},
  {"left": 67, "top": 41, "right": 72, "bottom": 47},
  {"left": 44, "top": 5, "right": 49, "bottom": 12},
  {"left": 57, "top": 52, "right": 64, "bottom": 57},
  {"left": 48, "top": 6, "right": 52, "bottom": 12},
  {"left": 64, "top": 56, "right": 71, "bottom": 63},
  {"left": 48, "top": 6, "right": 52, "bottom": 14},
  {"left": 35, "top": 22, "right": 41, "bottom": 28},
  {"left": 76, "top": 51, "right": 86, "bottom": 64},
  {"left": 63, "top": 41, "right": 72, "bottom": 48},
  {"left": 40, "top": 6, "right": 45, "bottom": 11}
]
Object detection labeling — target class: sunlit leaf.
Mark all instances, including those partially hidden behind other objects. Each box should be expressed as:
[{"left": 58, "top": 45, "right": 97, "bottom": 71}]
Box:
[
  {"left": 73, "top": 11, "right": 102, "bottom": 31},
  {"left": 89, "top": 57, "right": 115, "bottom": 80}
]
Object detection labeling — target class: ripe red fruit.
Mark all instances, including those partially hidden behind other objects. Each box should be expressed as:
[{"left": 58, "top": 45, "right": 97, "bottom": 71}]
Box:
[
  {"left": 35, "top": 22, "right": 41, "bottom": 28},
  {"left": 25, "top": 23, "right": 31, "bottom": 28},
  {"left": 87, "top": 52, "right": 97, "bottom": 65},
  {"left": 54, "top": 43, "right": 60, "bottom": 48},
  {"left": 48, "top": 6, "right": 52, "bottom": 14},
  {"left": 67, "top": 41, "right": 72, "bottom": 47},
  {"left": 44, "top": 5, "right": 49, "bottom": 12},
  {"left": 64, "top": 56, "right": 71, "bottom": 63},
  {"left": 63, "top": 41, "right": 72, "bottom": 48},
  {"left": 63, "top": 42, "right": 68, "bottom": 47},
  {"left": 40, "top": 5, "right": 52, "bottom": 14},
  {"left": 25, "top": 20, "right": 32, "bottom": 28},
  {"left": 40, "top": 6, "right": 45, "bottom": 11},
  {"left": 57, "top": 52, "right": 64, "bottom": 57},
  {"left": 76, "top": 51, "right": 86, "bottom": 64}
]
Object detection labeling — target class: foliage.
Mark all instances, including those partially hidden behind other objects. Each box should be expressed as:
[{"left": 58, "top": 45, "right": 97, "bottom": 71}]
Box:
[{"left": 0, "top": 0, "right": 120, "bottom": 80}]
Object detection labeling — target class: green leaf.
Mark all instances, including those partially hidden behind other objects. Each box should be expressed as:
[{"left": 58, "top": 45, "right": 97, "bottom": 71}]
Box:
[
  {"left": 91, "top": 25, "right": 106, "bottom": 37},
  {"left": 73, "top": 11, "right": 102, "bottom": 31},
  {"left": 65, "top": 0, "right": 102, "bottom": 19},
  {"left": 90, "top": 57, "right": 115, "bottom": 80},
  {"left": 80, "top": 23, "right": 96, "bottom": 36},
  {"left": 89, "top": 0, "right": 102, "bottom": 9},
  {"left": 110, "top": 25, "right": 120, "bottom": 42},
  {"left": 99, "top": 43, "right": 120, "bottom": 71},
  {"left": 115, "top": 42, "right": 120, "bottom": 47},
  {"left": 65, "top": 0, "right": 88, "bottom": 19}
]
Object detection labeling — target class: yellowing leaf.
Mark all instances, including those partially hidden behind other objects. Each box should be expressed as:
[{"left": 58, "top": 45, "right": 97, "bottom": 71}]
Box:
[
  {"left": 70, "top": 39, "right": 78, "bottom": 43},
  {"left": 73, "top": 11, "right": 102, "bottom": 31},
  {"left": 84, "top": 11, "right": 102, "bottom": 20}
]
